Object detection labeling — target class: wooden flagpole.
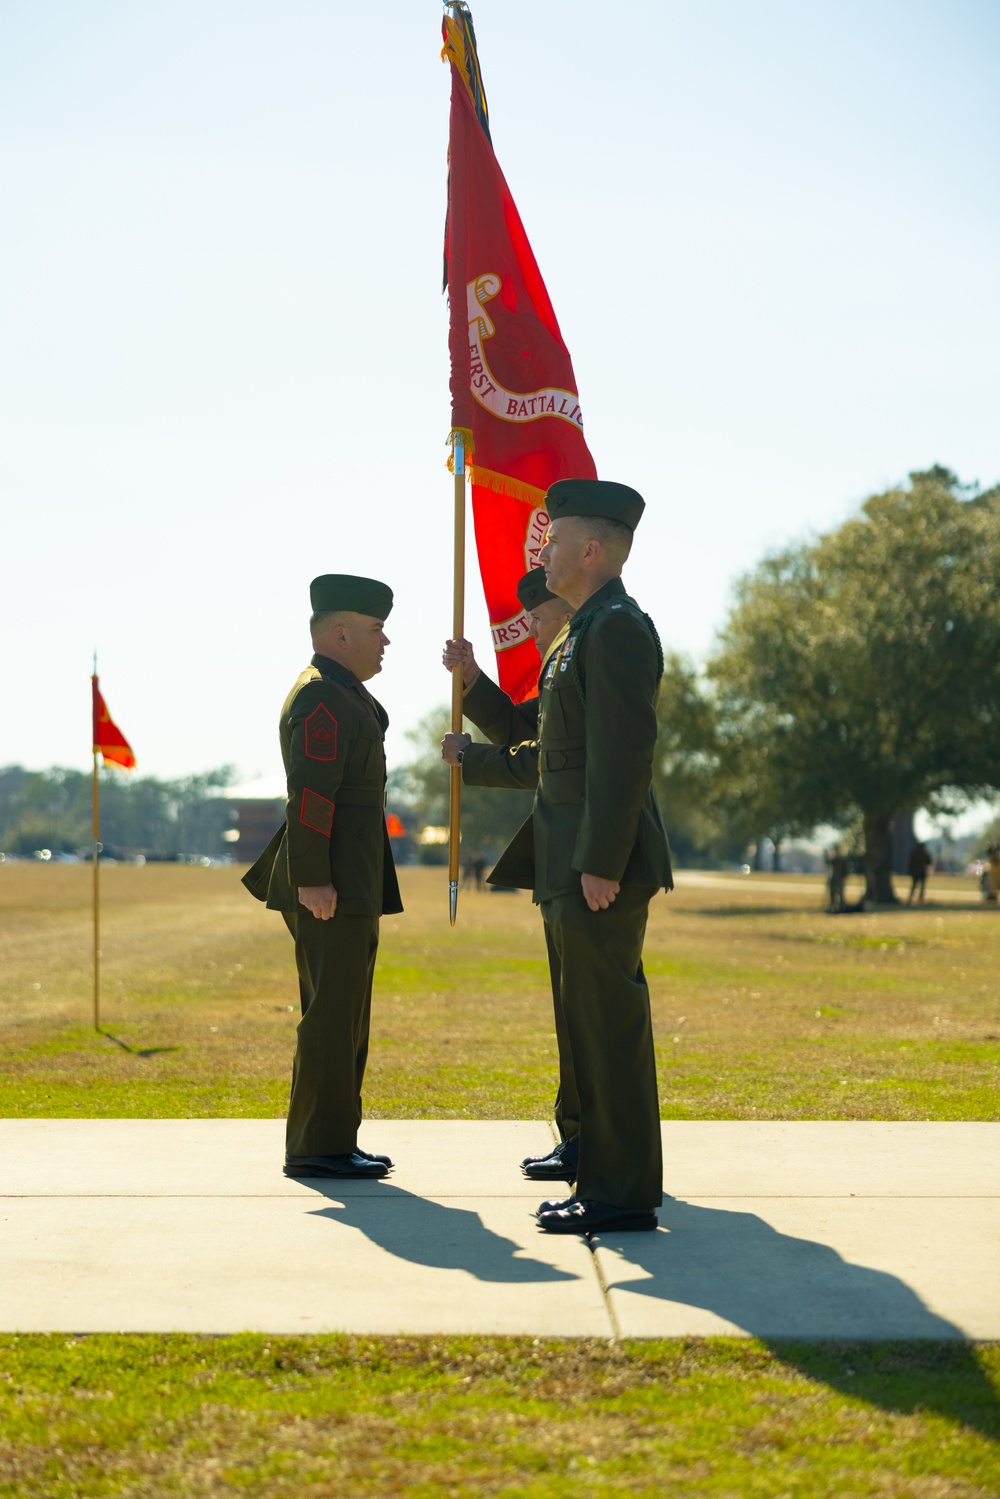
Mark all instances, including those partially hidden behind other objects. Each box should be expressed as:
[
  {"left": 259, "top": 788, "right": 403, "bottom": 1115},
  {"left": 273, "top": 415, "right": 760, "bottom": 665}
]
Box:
[
  {"left": 448, "top": 430, "right": 466, "bottom": 925},
  {"left": 91, "top": 659, "right": 101, "bottom": 1030}
]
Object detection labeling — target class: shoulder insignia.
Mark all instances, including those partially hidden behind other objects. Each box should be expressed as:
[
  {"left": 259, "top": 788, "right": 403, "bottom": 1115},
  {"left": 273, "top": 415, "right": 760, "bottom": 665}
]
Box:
[
  {"left": 304, "top": 703, "right": 338, "bottom": 761},
  {"left": 300, "top": 788, "right": 335, "bottom": 837}
]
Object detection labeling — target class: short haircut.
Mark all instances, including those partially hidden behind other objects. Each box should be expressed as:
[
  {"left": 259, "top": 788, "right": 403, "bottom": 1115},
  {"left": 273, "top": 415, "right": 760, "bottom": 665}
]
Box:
[
  {"left": 309, "top": 610, "right": 349, "bottom": 633},
  {"left": 581, "top": 514, "right": 633, "bottom": 562}
]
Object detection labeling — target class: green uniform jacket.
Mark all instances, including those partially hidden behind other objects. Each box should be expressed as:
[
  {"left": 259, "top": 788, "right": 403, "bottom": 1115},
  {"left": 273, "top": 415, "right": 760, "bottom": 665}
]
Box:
[
  {"left": 460, "top": 626, "right": 575, "bottom": 777},
  {"left": 242, "top": 654, "right": 403, "bottom": 917},
  {"left": 463, "top": 578, "right": 673, "bottom": 903},
  {"left": 462, "top": 670, "right": 539, "bottom": 758}
]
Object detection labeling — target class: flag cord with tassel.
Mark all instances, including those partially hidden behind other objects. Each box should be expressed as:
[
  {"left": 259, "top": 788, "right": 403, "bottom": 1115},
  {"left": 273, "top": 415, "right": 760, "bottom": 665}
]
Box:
[{"left": 448, "top": 428, "right": 468, "bottom": 925}]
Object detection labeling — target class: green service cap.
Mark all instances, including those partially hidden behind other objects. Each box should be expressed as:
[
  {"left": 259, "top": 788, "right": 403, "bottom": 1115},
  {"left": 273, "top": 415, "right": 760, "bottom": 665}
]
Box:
[
  {"left": 516, "top": 568, "right": 557, "bottom": 611},
  {"left": 310, "top": 574, "right": 393, "bottom": 619},
  {"left": 545, "top": 478, "right": 645, "bottom": 532}
]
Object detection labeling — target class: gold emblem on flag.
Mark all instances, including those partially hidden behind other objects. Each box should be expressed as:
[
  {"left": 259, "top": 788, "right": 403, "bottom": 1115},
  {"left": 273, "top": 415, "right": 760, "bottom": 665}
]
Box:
[{"left": 468, "top": 274, "right": 585, "bottom": 428}]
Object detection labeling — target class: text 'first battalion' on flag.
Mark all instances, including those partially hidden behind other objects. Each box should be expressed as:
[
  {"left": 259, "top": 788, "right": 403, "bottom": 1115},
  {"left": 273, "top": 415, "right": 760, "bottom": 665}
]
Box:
[
  {"left": 92, "top": 677, "right": 136, "bottom": 770},
  {"left": 442, "top": 2, "right": 597, "bottom": 703}
]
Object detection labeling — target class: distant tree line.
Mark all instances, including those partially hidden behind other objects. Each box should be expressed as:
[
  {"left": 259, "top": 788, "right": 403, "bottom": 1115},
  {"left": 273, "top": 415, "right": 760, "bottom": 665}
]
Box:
[
  {"left": 395, "top": 467, "right": 1000, "bottom": 901},
  {"left": 6, "top": 469, "right": 998, "bottom": 899},
  {"left": 0, "top": 765, "right": 236, "bottom": 860}
]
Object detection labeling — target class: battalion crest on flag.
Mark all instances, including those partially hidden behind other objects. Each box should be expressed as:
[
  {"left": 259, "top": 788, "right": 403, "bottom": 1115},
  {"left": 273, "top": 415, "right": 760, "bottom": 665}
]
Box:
[{"left": 443, "top": 2, "right": 597, "bottom": 703}]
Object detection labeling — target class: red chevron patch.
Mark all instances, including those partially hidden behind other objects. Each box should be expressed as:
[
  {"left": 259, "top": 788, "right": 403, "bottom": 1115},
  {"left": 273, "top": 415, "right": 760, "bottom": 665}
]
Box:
[
  {"left": 305, "top": 703, "right": 338, "bottom": 761},
  {"left": 300, "top": 788, "right": 335, "bottom": 837}
]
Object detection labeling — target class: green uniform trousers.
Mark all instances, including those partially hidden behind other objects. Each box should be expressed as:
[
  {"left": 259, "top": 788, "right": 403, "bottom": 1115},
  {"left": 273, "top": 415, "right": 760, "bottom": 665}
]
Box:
[
  {"left": 542, "top": 924, "right": 581, "bottom": 1146},
  {"left": 282, "top": 909, "right": 379, "bottom": 1158},
  {"left": 541, "top": 884, "right": 662, "bottom": 1209}
]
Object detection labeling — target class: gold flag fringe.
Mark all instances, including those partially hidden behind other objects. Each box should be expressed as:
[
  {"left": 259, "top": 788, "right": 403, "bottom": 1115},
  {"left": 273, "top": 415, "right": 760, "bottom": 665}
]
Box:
[
  {"left": 446, "top": 427, "right": 475, "bottom": 475},
  {"left": 467, "top": 465, "right": 546, "bottom": 506},
  {"left": 444, "top": 440, "right": 545, "bottom": 506},
  {"left": 441, "top": 6, "right": 478, "bottom": 111},
  {"left": 440, "top": 10, "right": 471, "bottom": 99},
  {"left": 441, "top": 11, "right": 463, "bottom": 71}
]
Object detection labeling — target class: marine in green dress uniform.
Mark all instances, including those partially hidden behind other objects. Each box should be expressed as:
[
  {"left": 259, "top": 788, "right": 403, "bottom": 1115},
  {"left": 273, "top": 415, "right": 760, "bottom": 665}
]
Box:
[
  {"left": 243, "top": 574, "right": 402, "bottom": 1180},
  {"left": 450, "top": 481, "right": 673, "bottom": 1233},
  {"left": 442, "top": 569, "right": 581, "bottom": 1177}
]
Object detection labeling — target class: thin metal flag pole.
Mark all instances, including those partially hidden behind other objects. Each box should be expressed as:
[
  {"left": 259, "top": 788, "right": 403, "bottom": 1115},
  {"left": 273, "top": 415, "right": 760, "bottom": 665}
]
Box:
[
  {"left": 91, "top": 657, "right": 101, "bottom": 1030},
  {"left": 448, "top": 429, "right": 466, "bottom": 925}
]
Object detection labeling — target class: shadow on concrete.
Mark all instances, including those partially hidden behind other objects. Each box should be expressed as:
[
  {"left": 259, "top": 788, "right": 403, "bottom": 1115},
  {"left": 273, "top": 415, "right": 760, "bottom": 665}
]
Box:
[
  {"left": 302, "top": 1180, "right": 580, "bottom": 1286},
  {"left": 596, "top": 1197, "right": 1000, "bottom": 1440},
  {"left": 99, "top": 1030, "right": 180, "bottom": 1058}
]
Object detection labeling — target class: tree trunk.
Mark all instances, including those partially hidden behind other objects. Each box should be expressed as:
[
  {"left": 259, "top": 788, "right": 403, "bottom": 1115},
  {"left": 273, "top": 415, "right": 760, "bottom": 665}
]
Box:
[
  {"left": 752, "top": 840, "right": 764, "bottom": 872},
  {"left": 863, "top": 810, "right": 898, "bottom": 904},
  {"left": 772, "top": 837, "right": 782, "bottom": 872}
]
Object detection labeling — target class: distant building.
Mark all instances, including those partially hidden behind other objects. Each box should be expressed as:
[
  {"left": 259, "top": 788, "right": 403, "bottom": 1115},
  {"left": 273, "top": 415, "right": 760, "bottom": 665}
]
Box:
[
  {"left": 223, "top": 780, "right": 286, "bottom": 864},
  {"left": 226, "top": 799, "right": 282, "bottom": 862}
]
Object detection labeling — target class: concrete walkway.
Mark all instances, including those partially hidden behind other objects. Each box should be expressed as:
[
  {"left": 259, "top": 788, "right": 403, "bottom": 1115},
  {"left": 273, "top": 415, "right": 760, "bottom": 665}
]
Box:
[{"left": 1, "top": 1121, "right": 997, "bottom": 1339}]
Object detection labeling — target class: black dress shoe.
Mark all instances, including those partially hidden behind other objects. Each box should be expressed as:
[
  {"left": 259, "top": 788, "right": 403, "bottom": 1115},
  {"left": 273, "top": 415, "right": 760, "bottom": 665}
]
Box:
[
  {"left": 356, "top": 1149, "right": 394, "bottom": 1167},
  {"left": 521, "top": 1137, "right": 579, "bottom": 1181},
  {"left": 283, "top": 1152, "right": 389, "bottom": 1179},
  {"left": 537, "top": 1194, "right": 577, "bottom": 1214},
  {"left": 521, "top": 1136, "right": 577, "bottom": 1168},
  {"left": 536, "top": 1198, "right": 657, "bottom": 1234}
]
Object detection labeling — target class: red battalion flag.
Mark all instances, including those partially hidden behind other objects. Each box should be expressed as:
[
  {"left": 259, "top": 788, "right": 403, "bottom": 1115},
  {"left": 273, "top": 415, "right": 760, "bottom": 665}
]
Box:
[
  {"left": 92, "top": 677, "right": 136, "bottom": 770},
  {"left": 442, "top": 4, "right": 597, "bottom": 703}
]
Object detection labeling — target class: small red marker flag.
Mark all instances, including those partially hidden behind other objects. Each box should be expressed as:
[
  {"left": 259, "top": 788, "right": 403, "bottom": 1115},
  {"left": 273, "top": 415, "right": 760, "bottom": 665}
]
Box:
[
  {"left": 92, "top": 677, "right": 136, "bottom": 770},
  {"left": 443, "top": 4, "right": 597, "bottom": 703}
]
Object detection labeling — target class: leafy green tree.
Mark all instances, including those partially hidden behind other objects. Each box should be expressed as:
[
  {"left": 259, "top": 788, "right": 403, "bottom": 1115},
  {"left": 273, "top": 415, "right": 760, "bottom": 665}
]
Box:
[
  {"left": 708, "top": 691, "right": 826, "bottom": 871},
  {"left": 652, "top": 653, "right": 736, "bottom": 866},
  {"left": 709, "top": 468, "right": 1000, "bottom": 901}
]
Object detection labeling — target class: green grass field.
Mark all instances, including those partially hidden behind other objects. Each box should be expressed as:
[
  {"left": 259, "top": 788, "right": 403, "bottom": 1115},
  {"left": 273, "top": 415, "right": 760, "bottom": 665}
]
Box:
[
  {"left": 1, "top": 1335, "right": 998, "bottom": 1498},
  {"left": 0, "top": 862, "right": 996, "bottom": 1121},
  {"left": 1, "top": 862, "right": 998, "bottom": 1496}
]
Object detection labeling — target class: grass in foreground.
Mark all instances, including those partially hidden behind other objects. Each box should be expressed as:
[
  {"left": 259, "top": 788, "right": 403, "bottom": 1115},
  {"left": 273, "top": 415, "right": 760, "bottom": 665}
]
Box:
[
  {"left": 0, "top": 864, "right": 997, "bottom": 1120},
  {"left": 1, "top": 1335, "right": 998, "bottom": 1498}
]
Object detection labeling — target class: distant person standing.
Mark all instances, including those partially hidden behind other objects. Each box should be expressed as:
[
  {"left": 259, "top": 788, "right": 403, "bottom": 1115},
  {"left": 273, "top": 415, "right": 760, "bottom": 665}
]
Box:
[
  {"left": 987, "top": 845, "right": 1000, "bottom": 904},
  {"left": 826, "top": 845, "right": 848, "bottom": 912},
  {"left": 243, "top": 574, "right": 401, "bottom": 1180},
  {"left": 907, "top": 841, "right": 932, "bottom": 904}
]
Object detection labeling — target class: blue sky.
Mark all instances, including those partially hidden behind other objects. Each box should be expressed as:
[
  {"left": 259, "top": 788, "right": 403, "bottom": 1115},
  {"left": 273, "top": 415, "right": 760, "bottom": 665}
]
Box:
[{"left": 2, "top": 0, "right": 998, "bottom": 829}]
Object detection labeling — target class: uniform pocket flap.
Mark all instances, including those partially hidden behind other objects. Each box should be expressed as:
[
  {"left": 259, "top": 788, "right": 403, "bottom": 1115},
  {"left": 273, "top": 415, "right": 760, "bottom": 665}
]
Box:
[{"left": 541, "top": 746, "right": 586, "bottom": 773}]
